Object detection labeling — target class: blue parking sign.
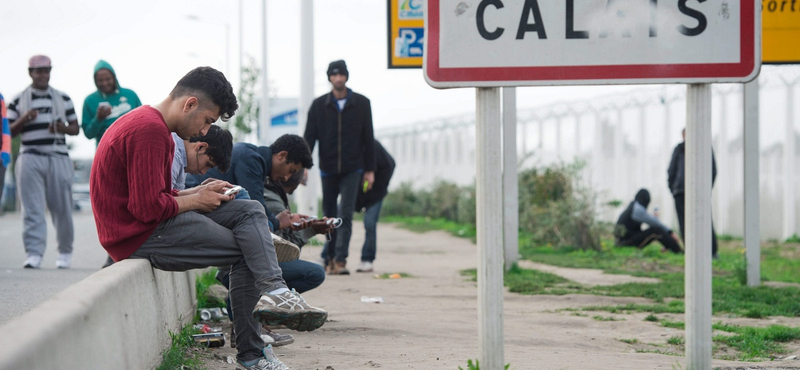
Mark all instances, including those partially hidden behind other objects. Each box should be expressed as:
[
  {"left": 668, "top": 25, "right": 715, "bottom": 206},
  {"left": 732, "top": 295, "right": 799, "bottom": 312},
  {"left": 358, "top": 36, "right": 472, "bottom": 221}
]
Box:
[{"left": 394, "top": 27, "right": 424, "bottom": 58}]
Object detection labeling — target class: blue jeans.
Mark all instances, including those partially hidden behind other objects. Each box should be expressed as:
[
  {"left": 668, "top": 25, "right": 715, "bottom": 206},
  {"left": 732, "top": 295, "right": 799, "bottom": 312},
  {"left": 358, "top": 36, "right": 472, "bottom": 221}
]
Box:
[
  {"left": 279, "top": 259, "right": 325, "bottom": 293},
  {"left": 320, "top": 171, "right": 361, "bottom": 263},
  {"left": 361, "top": 200, "right": 383, "bottom": 262}
]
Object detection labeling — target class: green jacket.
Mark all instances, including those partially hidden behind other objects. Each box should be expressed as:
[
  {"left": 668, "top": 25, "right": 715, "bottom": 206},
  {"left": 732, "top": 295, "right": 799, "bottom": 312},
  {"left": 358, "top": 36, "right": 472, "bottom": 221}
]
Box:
[{"left": 81, "top": 60, "right": 142, "bottom": 146}]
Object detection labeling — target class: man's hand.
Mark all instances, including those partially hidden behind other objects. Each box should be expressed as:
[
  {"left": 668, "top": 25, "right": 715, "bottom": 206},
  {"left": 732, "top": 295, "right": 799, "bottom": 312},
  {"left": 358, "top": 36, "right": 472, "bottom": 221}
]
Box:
[
  {"left": 192, "top": 184, "right": 232, "bottom": 213},
  {"left": 23, "top": 109, "right": 38, "bottom": 123},
  {"left": 276, "top": 210, "right": 293, "bottom": 230},
  {"left": 97, "top": 105, "right": 112, "bottom": 121},
  {"left": 201, "top": 177, "right": 221, "bottom": 186},
  {"left": 288, "top": 213, "right": 312, "bottom": 230},
  {"left": 363, "top": 171, "right": 375, "bottom": 192},
  {"left": 203, "top": 179, "right": 234, "bottom": 193},
  {"left": 309, "top": 218, "right": 334, "bottom": 234}
]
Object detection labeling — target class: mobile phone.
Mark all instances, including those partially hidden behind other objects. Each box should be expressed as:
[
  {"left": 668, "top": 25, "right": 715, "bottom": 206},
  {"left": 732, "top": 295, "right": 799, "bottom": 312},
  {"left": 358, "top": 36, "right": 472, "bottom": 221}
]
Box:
[
  {"left": 326, "top": 218, "right": 343, "bottom": 228},
  {"left": 223, "top": 185, "right": 243, "bottom": 196},
  {"left": 291, "top": 216, "right": 317, "bottom": 227}
]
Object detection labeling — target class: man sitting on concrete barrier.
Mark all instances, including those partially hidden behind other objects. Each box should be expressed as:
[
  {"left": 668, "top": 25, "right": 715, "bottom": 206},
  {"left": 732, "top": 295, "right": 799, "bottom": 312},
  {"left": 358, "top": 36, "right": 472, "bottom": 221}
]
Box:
[{"left": 89, "top": 66, "right": 326, "bottom": 370}]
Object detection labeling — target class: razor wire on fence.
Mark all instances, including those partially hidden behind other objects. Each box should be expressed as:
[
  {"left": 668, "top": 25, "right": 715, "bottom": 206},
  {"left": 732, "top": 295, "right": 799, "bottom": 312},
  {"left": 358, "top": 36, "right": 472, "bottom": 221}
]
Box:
[{"left": 376, "top": 66, "right": 800, "bottom": 240}]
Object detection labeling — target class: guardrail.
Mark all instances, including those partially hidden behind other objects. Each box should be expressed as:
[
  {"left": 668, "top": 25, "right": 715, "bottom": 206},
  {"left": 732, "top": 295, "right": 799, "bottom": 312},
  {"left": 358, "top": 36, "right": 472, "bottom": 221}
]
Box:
[{"left": 0, "top": 259, "right": 196, "bottom": 370}]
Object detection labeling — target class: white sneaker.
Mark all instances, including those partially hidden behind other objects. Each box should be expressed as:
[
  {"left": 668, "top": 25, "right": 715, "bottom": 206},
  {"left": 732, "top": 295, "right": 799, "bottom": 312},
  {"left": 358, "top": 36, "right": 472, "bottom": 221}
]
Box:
[
  {"left": 356, "top": 261, "right": 374, "bottom": 273},
  {"left": 23, "top": 255, "right": 42, "bottom": 269},
  {"left": 56, "top": 253, "right": 72, "bottom": 269}
]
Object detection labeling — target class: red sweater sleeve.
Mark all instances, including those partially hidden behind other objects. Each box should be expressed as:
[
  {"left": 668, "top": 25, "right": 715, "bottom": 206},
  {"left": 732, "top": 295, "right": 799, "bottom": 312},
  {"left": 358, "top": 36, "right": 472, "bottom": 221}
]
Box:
[
  {"left": 126, "top": 129, "right": 179, "bottom": 224},
  {"left": 90, "top": 106, "right": 179, "bottom": 261}
]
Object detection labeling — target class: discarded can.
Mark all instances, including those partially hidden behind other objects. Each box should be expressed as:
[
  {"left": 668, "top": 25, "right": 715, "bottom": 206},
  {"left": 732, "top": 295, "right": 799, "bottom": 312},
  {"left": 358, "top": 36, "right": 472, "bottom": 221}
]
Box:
[
  {"left": 198, "top": 307, "right": 226, "bottom": 321},
  {"left": 192, "top": 332, "right": 225, "bottom": 348},
  {"left": 361, "top": 296, "right": 384, "bottom": 304}
]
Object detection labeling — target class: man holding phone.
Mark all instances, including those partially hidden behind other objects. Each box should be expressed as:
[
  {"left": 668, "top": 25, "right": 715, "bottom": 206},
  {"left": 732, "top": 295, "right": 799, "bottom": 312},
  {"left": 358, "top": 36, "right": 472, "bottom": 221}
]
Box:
[
  {"left": 192, "top": 133, "right": 315, "bottom": 232},
  {"left": 7, "top": 55, "right": 80, "bottom": 269},
  {"left": 91, "top": 67, "right": 326, "bottom": 370},
  {"left": 81, "top": 60, "right": 142, "bottom": 147}
]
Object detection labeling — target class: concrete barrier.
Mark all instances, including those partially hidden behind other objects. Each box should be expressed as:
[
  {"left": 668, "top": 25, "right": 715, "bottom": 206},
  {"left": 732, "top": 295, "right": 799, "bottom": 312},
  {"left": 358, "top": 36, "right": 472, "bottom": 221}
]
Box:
[{"left": 0, "top": 259, "right": 196, "bottom": 370}]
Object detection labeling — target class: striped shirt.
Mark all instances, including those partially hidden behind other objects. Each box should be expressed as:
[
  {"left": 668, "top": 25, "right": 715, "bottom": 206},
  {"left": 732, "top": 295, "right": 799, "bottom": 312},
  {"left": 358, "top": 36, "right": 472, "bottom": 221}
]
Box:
[{"left": 7, "top": 87, "right": 77, "bottom": 155}]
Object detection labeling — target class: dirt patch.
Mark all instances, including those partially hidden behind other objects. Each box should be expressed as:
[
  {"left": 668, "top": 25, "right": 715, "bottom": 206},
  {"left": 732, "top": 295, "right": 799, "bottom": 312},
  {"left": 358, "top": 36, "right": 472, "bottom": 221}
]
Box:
[
  {"left": 195, "top": 224, "right": 800, "bottom": 370},
  {"left": 517, "top": 260, "right": 660, "bottom": 286}
]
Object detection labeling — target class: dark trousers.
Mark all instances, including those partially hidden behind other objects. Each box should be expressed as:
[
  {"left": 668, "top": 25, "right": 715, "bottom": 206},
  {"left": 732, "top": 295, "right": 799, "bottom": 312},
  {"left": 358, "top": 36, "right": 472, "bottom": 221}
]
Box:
[
  {"left": 618, "top": 228, "right": 683, "bottom": 253},
  {"left": 674, "top": 194, "right": 718, "bottom": 256},
  {"left": 320, "top": 171, "right": 361, "bottom": 263},
  {"left": 130, "top": 200, "right": 285, "bottom": 362}
]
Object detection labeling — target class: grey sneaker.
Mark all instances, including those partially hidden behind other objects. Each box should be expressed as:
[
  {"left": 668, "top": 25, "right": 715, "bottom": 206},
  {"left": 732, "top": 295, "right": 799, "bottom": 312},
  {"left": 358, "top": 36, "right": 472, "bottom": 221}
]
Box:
[
  {"left": 252, "top": 289, "right": 327, "bottom": 332},
  {"left": 237, "top": 345, "right": 289, "bottom": 370},
  {"left": 271, "top": 233, "right": 300, "bottom": 262},
  {"left": 261, "top": 326, "right": 294, "bottom": 347}
]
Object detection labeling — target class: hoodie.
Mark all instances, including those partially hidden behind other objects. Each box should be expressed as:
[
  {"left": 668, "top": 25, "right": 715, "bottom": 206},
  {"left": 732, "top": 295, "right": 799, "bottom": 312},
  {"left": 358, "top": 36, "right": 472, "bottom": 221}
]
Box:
[
  {"left": 615, "top": 189, "right": 671, "bottom": 240},
  {"left": 82, "top": 60, "right": 142, "bottom": 146}
]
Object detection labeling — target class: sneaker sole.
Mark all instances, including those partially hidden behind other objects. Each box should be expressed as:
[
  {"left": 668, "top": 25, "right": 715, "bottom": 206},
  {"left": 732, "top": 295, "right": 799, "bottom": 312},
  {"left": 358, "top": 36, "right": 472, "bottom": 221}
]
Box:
[
  {"left": 271, "top": 234, "right": 300, "bottom": 262},
  {"left": 252, "top": 309, "right": 328, "bottom": 332},
  {"left": 262, "top": 335, "right": 294, "bottom": 347}
]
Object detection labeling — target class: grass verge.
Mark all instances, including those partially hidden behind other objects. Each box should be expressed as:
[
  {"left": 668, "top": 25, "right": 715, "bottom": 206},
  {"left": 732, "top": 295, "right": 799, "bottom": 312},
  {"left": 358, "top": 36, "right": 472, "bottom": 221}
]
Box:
[{"left": 157, "top": 323, "right": 204, "bottom": 370}]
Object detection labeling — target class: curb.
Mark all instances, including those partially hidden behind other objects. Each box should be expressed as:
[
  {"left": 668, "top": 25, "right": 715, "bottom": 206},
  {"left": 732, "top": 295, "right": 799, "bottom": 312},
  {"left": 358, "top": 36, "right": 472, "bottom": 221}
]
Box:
[{"left": 0, "top": 259, "right": 196, "bottom": 370}]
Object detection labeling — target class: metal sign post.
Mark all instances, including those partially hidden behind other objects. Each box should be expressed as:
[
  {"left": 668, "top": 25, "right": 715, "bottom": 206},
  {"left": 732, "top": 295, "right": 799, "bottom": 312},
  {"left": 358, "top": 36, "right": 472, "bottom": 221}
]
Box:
[
  {"left": 502, "top": 87, "right": 518, "bottom": 271},
  {"left": 685, "top": 84, "right": 714, "bottom": 369},
  {"left": 743, "top": 80, "right": 761, "bottom": 287},
  {"left": 476, "top": 87, "right": 505, "bottom": 370}
]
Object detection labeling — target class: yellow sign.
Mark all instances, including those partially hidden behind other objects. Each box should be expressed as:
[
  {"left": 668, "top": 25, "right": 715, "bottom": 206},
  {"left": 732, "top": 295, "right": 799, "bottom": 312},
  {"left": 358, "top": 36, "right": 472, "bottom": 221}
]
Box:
[
  {"left": 387, "top": 0, "right": 425, "bottom": 69},
  {"left": 763, "top": 1, "right": 800, "bottom": 64}
]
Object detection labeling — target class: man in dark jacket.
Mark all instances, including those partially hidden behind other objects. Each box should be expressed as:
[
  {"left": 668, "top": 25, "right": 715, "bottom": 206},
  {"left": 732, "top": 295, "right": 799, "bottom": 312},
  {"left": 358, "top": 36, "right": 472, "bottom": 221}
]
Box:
[
  {"left": 194, "top": 134, "right": 314, "bottom": 232},
  {"left": 353, "top": 140, "right": 395, "bottom": 272},
  {"left": 304, "top": 60, "right": 376, "bottom": 275},
  {"left": 616, "top": 189, "right": 683, "bottom": 253},
  {"left": 667, "top": 128, "right": 719, "bottom": 257}
]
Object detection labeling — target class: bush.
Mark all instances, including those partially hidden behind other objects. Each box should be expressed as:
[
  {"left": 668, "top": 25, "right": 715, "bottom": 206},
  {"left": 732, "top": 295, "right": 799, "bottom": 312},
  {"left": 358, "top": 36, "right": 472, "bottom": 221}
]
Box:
[
  {"left": 383, "top": 182, "right": 431, "bottom": 217},
  {"left": 518, "top": 161, "right": 611, "bottom": 251},
  {"left": 383, "top": 160, "right": 612, "bottom": 251}
]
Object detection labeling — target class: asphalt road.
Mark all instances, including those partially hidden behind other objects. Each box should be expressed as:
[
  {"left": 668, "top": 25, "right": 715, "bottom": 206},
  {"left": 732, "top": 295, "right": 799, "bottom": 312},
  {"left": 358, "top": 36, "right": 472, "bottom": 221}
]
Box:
[{"left": 0, "top": 210, "right": 109, "bottom": 326}]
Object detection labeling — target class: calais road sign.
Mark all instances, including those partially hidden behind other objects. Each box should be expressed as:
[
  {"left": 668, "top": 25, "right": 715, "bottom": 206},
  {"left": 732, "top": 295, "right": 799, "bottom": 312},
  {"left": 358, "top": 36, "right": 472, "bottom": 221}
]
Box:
[{"left": 424, "top": 0, "right": 760, "bottom": 88}]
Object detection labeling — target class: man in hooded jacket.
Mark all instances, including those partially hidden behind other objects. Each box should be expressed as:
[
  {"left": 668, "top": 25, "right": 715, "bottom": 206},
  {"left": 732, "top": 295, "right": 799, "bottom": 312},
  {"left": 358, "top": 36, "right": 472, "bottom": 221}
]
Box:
[
  {"left": 82, "top": 60, "right": 142, "bottom": 146},
  {"left": 615, "top": 189, "right": 683, "bottom": 253}
]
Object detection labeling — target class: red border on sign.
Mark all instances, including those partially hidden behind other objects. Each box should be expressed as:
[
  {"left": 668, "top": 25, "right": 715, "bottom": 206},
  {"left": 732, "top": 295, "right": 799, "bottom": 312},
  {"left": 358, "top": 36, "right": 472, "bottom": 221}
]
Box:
[{"left": 426, "top": 1, "right": 755, "bottom": 83}]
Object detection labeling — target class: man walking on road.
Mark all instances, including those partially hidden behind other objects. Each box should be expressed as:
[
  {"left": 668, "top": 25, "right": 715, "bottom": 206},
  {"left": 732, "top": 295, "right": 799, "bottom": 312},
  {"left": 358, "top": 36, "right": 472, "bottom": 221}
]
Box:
[
  {"left": 90, "top": 67, "right": 326, "bottom": 370},
  {"left": 7, "top": 55, "right": 80, "bottom": 269},
  {"left": 304, "top": 59, "right": 376, "bottom": 275}
]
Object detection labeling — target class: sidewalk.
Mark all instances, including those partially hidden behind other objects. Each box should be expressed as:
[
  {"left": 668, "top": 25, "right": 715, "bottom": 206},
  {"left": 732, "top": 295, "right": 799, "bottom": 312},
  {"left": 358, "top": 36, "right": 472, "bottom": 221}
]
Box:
[
  {"left": 0, "top": 211, "right": 109, "bottom": 326},
  {"left": 201, "top": 222, "right": 798, "bottom": 370}
]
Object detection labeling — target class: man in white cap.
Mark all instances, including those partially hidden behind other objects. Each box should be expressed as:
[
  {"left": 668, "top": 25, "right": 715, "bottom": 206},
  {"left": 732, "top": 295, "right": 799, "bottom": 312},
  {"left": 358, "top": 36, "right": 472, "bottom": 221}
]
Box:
[{"left": 7, "top": 55, "right": 80, "bottom": 269}]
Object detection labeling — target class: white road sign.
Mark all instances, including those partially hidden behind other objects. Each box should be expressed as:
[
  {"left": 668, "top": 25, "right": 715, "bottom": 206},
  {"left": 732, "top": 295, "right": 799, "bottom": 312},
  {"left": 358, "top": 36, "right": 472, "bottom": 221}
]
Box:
[{"left": 424, "top": 0, "right": 760, "bottom": 88}]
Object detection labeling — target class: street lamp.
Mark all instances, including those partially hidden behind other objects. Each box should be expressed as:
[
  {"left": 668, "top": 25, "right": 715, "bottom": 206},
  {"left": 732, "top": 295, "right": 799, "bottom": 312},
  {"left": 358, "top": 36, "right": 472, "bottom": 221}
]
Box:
[{"left": 185, "top": 14, "right": 231, "bottom": 78}]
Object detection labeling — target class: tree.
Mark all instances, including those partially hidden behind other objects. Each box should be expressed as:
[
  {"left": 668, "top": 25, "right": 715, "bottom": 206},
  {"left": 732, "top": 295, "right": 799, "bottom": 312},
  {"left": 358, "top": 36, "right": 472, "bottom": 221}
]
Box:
[
  {"left": 226, "top": 56, "right": 258, "bottom": 142},
  {"left": 226, "top": 55, "right": 278, "bottom": 142}
]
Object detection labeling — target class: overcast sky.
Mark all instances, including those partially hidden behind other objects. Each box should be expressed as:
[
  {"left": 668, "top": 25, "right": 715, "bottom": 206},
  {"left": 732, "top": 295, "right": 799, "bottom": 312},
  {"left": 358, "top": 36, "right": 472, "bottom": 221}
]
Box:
[{"left": 0, "top": 0, "right": 654, "bottom": 159}]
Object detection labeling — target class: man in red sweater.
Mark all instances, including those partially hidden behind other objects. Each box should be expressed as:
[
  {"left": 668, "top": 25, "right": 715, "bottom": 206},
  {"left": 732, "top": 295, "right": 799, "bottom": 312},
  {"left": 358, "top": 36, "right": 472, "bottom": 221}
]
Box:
[{"left": 90, "top": 67, "right": 325, "bottom": 370}]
